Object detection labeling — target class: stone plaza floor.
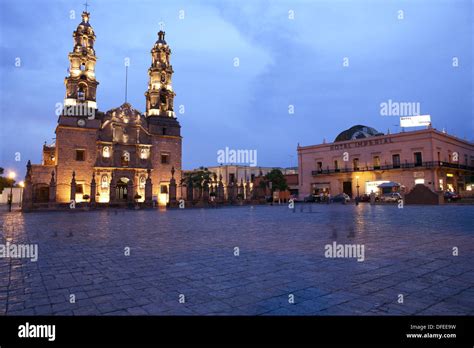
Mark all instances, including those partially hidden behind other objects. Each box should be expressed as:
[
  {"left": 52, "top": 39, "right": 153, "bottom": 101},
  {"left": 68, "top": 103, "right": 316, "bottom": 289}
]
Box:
[{"left": 0, "top": 204, "right": 473, "bottom": 315}]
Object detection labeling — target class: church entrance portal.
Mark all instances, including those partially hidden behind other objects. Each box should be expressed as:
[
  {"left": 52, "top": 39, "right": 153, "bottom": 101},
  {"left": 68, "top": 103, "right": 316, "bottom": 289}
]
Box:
[{"left": 116, "top": 177, "right": 129, "bottom": 201}]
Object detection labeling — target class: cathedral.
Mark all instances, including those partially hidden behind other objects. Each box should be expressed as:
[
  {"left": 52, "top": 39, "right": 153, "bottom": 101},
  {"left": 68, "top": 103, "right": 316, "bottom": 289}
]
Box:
[{"left": 22, "top": 10, "right": 182, "bottom": 209}]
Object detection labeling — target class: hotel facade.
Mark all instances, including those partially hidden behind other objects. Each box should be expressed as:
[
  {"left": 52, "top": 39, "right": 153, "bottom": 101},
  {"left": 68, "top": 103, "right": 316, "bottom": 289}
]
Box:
[{"left": 297, "top": 125, "right": 474, "bottom": 199}]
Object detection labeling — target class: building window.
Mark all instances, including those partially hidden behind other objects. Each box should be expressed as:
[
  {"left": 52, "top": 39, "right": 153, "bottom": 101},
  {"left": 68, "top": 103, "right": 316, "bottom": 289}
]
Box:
[
  {"left": 76, "top": 183, "right": 84, "bottom": 194},
  {"left": 353, "top": 158, "right": 359, "bottom": 171},
  {"left": 102, "top": 146, "right": 110, "bottom": 158},
  {"left": 373, "top": 156, "right": 380, "bottom": 170},
  {"left": 317, "top": 161, "right": 323, "bottom": 173},
  {"left": 414, "top": 152, "right": 423, "bottom": 167},
  {"left": 229, "top": 173, "right": 235, "bottom": 183},
  {"left": 162, "top": 127, "right": 167, "bottom": 135},
  {"left": 80, "top": 63, "right": 86, "bottom": 71},
  {"left": 75, "top": 149, "right": 85, "bottom": 161},
  {"left": 160, "top": 185, "right": 168, "bottom": 194},
  {"left": 334, "top": 160, "right": 339, "bottom": 172},
  {"left": 437, "top": 151, "right": 441, "bottom": 163},
  {"left": 392, "top": 154, "right": 400, "bottom": 168},
  {"left": 465, "top": 154, "right": 468, "bottom": 165},
  {"left": 121, "top": 151, "right": 130, "bottom": 166},
  {"left": 77, "top": 85, "right": 86, "bottom": 101},
  {"left": 251, "top": 174, "right": 255, "bottom": 182},
  {"left": 161, "top": 153, "right": 169, "bottom": 164}
]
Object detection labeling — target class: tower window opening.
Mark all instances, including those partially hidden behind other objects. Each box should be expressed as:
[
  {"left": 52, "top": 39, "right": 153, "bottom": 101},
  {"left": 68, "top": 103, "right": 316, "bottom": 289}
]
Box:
[
  {"left": 80, "top": 63, "right": 86, "bottom": 71},
  {"left": 77, "top": 85, "right": 86, "bottom": 101},
  {"left": 160, "top": 92, "right": 166, "bottom": 104}
]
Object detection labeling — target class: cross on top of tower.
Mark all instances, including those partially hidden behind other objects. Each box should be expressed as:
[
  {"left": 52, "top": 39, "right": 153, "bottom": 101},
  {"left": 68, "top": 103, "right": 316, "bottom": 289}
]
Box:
[{"left": 84, "top": 0, "right": 89, "bottom": 12}]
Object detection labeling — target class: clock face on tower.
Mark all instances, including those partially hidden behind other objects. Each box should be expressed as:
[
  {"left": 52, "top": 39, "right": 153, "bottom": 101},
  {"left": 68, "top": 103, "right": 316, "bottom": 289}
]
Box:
[{"left": 77, "top": 119, "right": 86, "bottom": 127}]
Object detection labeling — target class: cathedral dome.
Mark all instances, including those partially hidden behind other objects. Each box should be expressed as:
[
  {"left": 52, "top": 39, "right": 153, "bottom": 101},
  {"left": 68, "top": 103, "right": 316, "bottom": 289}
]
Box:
[{"left": 334, "top": 125, "right": 384, "bottom": 142}]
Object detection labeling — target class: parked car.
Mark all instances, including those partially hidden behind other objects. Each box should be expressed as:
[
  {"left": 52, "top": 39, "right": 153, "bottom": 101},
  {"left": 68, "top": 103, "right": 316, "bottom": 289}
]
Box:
[
  {"left": 331, "top": 193, "right": 351, "bottom": 203},
  {"left": 380, "top": 192, "right": 402, "bottom": 202},
  {"left": 444, "top": 191, "right": 460, "bottom": 202}
]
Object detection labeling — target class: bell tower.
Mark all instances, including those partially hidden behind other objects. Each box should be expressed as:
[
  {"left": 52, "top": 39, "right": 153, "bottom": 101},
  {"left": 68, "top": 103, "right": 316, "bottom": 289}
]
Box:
[
  {"left": 145, "top": 30, "right": 175, "bottom": 117},
  {"left": 63, "top": 10, "right": 99, "bottom": 110}
]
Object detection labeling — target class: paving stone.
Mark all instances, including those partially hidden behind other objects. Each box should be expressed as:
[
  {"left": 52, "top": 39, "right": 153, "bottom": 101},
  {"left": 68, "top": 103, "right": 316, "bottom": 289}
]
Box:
[{"left": 0, "top": 205, "right": 472, "bottom": 315}]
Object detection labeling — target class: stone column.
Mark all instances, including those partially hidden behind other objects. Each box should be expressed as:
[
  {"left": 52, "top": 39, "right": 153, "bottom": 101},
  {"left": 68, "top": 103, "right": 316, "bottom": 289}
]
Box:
[
  {"left": 169, "top": 167, "right": 177, "bottom": 203},
  {"left": 109, "top": 172, "right": 116, "bottom": 203},
  {"left": 70, "top": 171, "right": 76, "bottom": 201},
  {"left": 90, "top": 172, "right": 96, "bottom": 204},
  {"left": 127, "top": 178, "right": 134, "bottom": 203},
  {"left": 245, "top": 178, "right": 251, "bottom": 201},
  {"left": 145, "top": 169, "right": 153, "bottom": 205},
  {"left": 22, "top": 160, "right": 34, "bottom": 211},
  {"left": 49, "top": 170, "right": 56, "bottom": 207}
]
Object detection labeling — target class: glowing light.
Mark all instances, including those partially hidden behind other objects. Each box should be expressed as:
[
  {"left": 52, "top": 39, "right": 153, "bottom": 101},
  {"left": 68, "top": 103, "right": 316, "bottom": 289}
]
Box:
[
  {"left": 8, "top": 171, "right": 16, "bottom": 179},
  {"left": 158, "top": 193, "right": 168, "bottom": 205},
  {"left": 102, "top": 146, "right": 110, "bottom": 158},
  {"left": 19, "top": 181, "right": 24, "bottom": 187}
]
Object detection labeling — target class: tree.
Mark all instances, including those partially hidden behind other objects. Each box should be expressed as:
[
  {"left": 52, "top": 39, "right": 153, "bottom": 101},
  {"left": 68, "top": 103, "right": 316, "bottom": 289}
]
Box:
[
  {"left": 0, "top": 167, "right": 16, "bottom": 193},
  {"left": 181, "top": 167, "right": 213, "bottom": 188},
  {"left": 264, "top": 169, "right": 288, "bottom": 192}
]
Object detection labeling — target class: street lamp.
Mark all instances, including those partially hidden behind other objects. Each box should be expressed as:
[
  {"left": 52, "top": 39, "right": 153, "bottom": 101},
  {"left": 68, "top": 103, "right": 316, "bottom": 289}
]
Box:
[
  {"left": 19, "top": 181, "right": 24, "bottom": 208},
  {"left": 8, "top": 171, "right": 16, "bottom": 212}
]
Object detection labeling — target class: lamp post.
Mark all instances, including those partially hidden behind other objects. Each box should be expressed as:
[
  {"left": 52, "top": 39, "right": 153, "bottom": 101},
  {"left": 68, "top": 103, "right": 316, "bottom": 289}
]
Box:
[
  {"left": 19, "top": 181, "right": 24, "bottom": 208},
  {"left": 8, "top": 171, "right": 16, "bottom": 212}
]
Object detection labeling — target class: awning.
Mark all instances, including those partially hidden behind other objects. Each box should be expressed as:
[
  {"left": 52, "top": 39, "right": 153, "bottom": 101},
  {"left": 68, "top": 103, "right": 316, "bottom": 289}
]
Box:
[{"left": 377, "top": 181, "right": 400, "bottom": 188}]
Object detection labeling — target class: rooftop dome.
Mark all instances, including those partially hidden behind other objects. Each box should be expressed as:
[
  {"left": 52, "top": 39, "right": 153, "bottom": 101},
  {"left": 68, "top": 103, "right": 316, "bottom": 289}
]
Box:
[{"left": 334, "top": 125, "right": 384, "bottom": 142}]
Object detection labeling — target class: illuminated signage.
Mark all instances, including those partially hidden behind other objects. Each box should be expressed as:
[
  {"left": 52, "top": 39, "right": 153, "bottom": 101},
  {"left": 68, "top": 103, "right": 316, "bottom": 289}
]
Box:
[{"left": 400, "top": 115, "right": 431, "bottom": 128}]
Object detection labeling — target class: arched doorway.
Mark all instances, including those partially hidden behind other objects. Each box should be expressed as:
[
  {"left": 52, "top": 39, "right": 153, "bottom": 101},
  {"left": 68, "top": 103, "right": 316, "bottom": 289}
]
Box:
[{"left": 116, "top": 177, "right": 129, "bottom": 201}]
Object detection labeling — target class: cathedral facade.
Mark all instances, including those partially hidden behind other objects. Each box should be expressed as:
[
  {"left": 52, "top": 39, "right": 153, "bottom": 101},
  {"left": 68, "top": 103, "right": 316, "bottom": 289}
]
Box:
[{"left": 23, "top": 11, "right": 182, "bottom": 209}]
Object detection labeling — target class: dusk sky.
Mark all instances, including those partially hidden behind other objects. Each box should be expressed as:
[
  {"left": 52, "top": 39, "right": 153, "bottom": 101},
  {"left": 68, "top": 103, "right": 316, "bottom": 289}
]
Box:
[{"left": 1, "top": 0, "right": 472, "bottom": 178}]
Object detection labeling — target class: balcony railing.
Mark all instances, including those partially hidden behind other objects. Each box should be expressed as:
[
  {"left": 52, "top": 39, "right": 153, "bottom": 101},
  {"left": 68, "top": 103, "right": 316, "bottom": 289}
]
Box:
[{"left": 311, "top": 161, "right": 474, "bottom": 176}]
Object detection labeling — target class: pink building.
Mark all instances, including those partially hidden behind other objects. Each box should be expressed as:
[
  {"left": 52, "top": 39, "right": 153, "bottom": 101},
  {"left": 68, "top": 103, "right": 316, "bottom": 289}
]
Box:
[{"left": 297, "top": 125, "right": 474, "bottom": 199}]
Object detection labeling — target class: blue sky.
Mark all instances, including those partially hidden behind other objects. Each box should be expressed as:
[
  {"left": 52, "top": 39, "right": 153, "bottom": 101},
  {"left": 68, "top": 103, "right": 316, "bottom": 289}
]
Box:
[{"left": 0, "top": 0, "right": 472, "bottom": 178}]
